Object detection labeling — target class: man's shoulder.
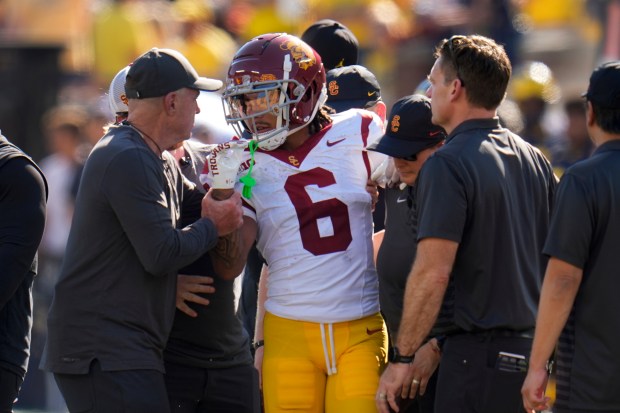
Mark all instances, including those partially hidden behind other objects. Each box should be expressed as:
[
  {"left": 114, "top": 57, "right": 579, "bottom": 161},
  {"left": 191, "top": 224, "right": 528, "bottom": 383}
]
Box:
[
  {"left": 331, "top": 108, "right": 381, "bottom": 128},
  {"left": 328, "top": 108, "right": 383, "bottom": 146},
  {"left": 92, "top": 126, "right": 148, "bottom": 160},
  {"left": 562, "top": 151, "right": 616, "bottom": 182}
]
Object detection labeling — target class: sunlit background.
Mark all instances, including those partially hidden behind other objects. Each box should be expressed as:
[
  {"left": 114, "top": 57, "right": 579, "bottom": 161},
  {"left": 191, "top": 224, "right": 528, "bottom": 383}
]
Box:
[{"left": 1, "top": 0, "right": 616, "bottom": 411}]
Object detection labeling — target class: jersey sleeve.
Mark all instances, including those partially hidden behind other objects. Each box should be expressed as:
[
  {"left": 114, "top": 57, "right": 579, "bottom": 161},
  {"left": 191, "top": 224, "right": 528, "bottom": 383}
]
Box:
[
  {"left": 543, "top": 172, "right": 592, "bottom": 269},
  {"left": 364, "top": 111, "right": 388, "bottom": 177}
]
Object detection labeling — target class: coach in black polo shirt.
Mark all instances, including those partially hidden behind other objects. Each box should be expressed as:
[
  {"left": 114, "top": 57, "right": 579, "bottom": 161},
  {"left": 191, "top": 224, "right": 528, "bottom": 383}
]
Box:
[
  {"left": 376, "top": 35, "right": 557, "bottom": 413},
  {"left": 522, "top": 61, "right": 620, "bottom": 413}
]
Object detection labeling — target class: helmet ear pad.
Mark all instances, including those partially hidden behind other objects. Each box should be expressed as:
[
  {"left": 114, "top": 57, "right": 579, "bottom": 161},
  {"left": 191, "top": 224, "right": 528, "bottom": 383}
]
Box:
[{"left": 289, "top": 69, "right": 326, "bottom": 126}]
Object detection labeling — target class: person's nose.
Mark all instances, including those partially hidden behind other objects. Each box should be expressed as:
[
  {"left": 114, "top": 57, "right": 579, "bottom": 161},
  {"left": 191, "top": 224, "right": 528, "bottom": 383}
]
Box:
[{"left": 245, "top": 101, "right": 263, "bottom": 115}]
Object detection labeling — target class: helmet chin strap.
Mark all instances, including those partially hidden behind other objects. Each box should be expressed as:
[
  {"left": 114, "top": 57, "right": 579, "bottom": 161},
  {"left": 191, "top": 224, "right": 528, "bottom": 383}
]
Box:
[{"left": 277, "top": 54, "right": 292, "bottom": 133}]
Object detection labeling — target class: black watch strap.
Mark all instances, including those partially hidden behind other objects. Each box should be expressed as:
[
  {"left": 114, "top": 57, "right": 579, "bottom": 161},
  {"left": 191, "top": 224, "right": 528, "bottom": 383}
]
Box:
[
  {"left": 390, "top": 346, "right": 415, "bottom": 363},
  {"left": 435, "top": 335, "right": 446, "bottom": 351}
]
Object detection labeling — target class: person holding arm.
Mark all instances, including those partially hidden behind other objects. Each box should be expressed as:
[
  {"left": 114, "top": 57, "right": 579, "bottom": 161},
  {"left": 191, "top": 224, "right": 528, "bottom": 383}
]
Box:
[
  {"left": 107, "top": 64, "right": 260, "bottom": 413},
  {"left": 41, "top": 48, "right": 243, "bottom": 413}
]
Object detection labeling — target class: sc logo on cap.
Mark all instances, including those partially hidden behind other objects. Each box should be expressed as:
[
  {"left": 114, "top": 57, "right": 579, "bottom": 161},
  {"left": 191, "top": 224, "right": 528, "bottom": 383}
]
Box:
[
  {"left": 390, "top": 115, "right": 401, "bottom": 133},
  {"left": 328, "top": 80, "right": 339, "bottom": 96}
]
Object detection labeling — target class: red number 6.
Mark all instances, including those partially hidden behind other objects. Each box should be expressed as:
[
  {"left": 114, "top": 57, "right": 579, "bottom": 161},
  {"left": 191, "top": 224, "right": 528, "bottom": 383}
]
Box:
[{"left": 284, "top": 167, "right": 352, "bottom": 255}]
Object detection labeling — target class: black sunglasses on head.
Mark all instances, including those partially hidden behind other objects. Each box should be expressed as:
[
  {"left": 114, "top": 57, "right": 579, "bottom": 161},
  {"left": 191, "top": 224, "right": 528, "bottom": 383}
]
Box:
[{"left": 447, "top": 35, "right": 466, "bottom": 87}]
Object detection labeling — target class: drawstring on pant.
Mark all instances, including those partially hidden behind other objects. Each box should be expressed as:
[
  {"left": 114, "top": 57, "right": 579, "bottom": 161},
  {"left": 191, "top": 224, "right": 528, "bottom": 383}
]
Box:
[{"left": 320, "top": 323, "right": 337, "bottom": 375}]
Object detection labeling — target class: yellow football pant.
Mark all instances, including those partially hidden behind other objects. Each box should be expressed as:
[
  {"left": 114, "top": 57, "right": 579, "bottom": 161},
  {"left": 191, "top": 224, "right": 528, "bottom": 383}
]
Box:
[{"left": 262, "top": 312, "right": 388, "bottom": 413}]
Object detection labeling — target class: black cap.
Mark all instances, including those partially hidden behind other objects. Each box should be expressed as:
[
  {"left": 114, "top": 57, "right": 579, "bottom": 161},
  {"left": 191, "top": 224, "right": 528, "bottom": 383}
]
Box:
[
  {"left": 367, "top": 95, "right": 446, "bottom": 158},
  {"left": 582, "top": 61, "right": 620, "bottom": 109},
  {"left": 301, "top": 19, "right": 358, "bottom": 70},
  {"left": 125, "top": 48, "right": 223, "bottom": 99},
  {"left": 326, "top": 65, "right": 381, "bottom": 112}
]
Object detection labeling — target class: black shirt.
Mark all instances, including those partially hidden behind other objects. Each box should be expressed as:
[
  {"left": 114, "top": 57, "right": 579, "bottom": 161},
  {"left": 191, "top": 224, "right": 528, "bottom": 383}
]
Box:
[
  {"left": 0, "top": 135, "right": 47, "bottom": 377},
  {"left": 416, "top": 118, "right": 556, "bottom": 333},
  {"left": 165, "top": 141, "right": 252, "bottom": 369},
  {"left": 544, "top": 139, "right": 620, "bottom": 412},
  {"left": 42, "top": 126, "right": 219, "bottom": 374},
  {"left": 376, "top": 186, "right": 417, "bottom": 339}
]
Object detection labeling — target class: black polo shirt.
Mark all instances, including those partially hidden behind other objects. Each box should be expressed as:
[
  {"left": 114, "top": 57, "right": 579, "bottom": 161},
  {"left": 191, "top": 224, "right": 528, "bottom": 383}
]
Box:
[
  {"left": 376, "top": 186, "right": 417, "bottom": 339},
  {"left": 415, "top": 118, "right": 556, "bottom": 333},
  {"left": 543, "top": 139, "right": 620, "bottom": 412}
]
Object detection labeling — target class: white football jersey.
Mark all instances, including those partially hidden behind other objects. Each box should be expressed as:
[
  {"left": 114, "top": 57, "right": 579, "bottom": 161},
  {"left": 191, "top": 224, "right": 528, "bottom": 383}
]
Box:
[{"left": 233, "top": 109, "right": 386, "bottom": 323}]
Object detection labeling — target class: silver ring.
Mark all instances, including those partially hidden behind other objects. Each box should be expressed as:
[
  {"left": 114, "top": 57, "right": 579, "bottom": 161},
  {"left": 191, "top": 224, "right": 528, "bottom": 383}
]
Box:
[
  {"left": 412, "top": 379, "right": 420, "bottom": 385},
  {"left": 377, "top": 393, "right": 387, "bottom": 400}
]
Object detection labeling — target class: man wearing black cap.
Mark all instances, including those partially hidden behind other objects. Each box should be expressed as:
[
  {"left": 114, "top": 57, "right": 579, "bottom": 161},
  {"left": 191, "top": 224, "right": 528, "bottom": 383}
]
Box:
[
  {"left": 376, "top": 35, "right": 557, "bottom": 413},
  {"left": 522, "top": 61, "right": 620, "bottom": 413},
  {"left": 326, "top": 64, "right": 386, "bottom": 121},
  {"left": 301, "top": 19, "right": 359, "bottom": 70},
  {"left": 368, "top": 95, "right": 445, "bottom": 413},
  {"left": 107, "top": 64, "right": 260, "bottom": 413},
  {"left": 42, "top": 48, "right": 243, "bottom": 413}
]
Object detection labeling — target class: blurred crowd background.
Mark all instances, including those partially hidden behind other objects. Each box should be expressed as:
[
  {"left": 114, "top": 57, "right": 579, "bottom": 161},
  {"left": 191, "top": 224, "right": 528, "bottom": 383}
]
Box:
[{"left": 1, "top": 0, "right": 618, "bottom": 411}]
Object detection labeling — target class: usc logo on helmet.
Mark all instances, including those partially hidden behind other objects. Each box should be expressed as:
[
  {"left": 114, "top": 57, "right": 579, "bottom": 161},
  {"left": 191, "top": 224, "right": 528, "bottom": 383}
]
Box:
[
  {"left": 390, "top": 115, "right": 401, "bottom": 133},
  {"left": 280, "top": 40, "right": 316, "bottom": 70},
  {"left": 120, "top": 94, "right": 128, "bottom": 106},
  {"left": 328, "top": 80, "right": 339, "bottom": 96}
]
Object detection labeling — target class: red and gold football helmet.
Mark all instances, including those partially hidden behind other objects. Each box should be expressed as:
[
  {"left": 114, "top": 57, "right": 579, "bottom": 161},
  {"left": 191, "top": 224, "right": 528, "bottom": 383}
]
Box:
[{"left": 222, "top": 33, "right": 327, "bottom": 150}]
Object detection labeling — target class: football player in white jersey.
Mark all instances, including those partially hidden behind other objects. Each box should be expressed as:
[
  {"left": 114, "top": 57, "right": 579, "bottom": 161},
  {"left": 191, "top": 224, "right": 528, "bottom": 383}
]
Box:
[{"left": 201, "top": 33, "right": 388, "bottom": 413}]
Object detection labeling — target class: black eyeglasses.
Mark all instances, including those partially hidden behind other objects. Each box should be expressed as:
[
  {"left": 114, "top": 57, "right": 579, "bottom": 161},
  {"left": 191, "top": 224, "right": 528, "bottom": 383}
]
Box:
[
  {"left": 400, "top": 153, "right": 418, "bottom": 162},
  {"left": 447, "top": 36, "right": 466, "bottom": 87}
]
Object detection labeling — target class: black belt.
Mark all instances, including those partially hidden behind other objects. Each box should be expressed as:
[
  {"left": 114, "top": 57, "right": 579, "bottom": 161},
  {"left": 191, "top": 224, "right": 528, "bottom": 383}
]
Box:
[{"left": 454, "top": 328, "right": 534, "bottom": 340}]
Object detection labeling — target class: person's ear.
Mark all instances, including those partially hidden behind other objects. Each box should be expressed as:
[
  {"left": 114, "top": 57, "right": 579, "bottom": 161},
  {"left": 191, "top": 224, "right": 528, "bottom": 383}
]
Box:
[
  {"left": 164, "top": 91, "right": 178, "bottom": 115},
  {"left": 450, "top": 78, "right": 464, "bottom": 101},
  {"left": 585, "top": 101, "right": 595, "bottom": 127}
]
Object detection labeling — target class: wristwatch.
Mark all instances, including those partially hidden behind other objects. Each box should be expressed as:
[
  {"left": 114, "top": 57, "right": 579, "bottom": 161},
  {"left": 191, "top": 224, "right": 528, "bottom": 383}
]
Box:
[
  {"left": 390, "top": 346, "right": 415, "bottom": 364},
  {"left": 435, "top": 335, "right": 446, "bottom": 352}
]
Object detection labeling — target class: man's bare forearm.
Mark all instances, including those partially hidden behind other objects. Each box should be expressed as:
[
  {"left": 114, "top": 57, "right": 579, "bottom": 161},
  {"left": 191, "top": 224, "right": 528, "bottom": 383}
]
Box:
[
  {"left": 396, "top": 238, "right": 457, "bottom": 355},
  {"left": 397, "top": 267, "right": 449, "bottom": 355},
  {"left": 210, "top": 228, "right": 246, "bottom": 279}
]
